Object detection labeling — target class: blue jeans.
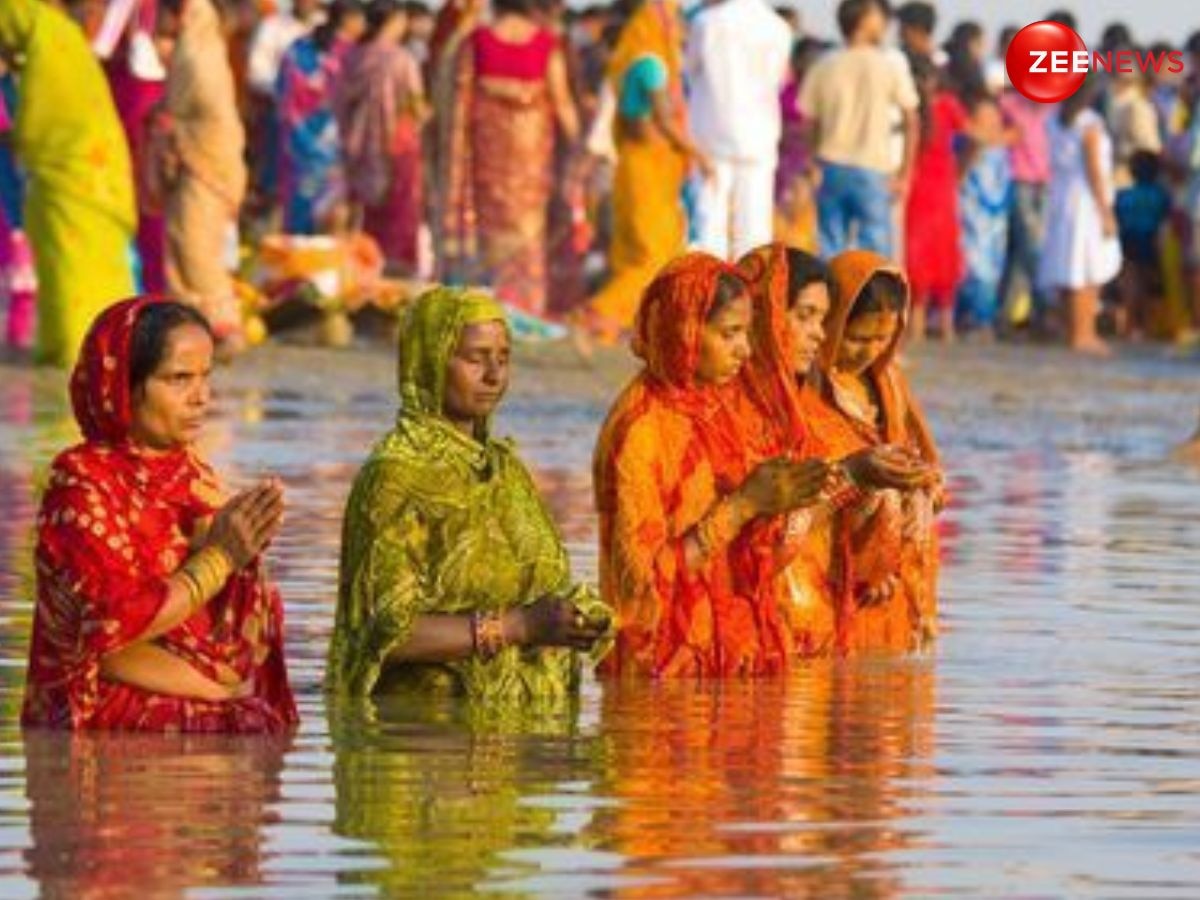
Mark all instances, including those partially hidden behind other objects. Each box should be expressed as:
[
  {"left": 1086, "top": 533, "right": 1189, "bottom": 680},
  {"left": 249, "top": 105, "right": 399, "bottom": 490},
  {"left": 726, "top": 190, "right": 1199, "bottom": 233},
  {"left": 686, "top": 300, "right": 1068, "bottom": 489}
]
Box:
[
  {"left": 1001, "top": 181, "right": 1051, "bottom": 319},
  {"left": 817, "top": 161, "right": 894, "bottom": 259}
]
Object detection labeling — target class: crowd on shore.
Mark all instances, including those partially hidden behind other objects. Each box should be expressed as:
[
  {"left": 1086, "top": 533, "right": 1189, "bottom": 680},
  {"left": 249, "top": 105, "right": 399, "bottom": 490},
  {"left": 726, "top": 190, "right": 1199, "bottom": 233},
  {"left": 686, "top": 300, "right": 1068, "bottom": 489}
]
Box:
[{"left": 4, "top": 0, "right": 1200, "bottom": 368}]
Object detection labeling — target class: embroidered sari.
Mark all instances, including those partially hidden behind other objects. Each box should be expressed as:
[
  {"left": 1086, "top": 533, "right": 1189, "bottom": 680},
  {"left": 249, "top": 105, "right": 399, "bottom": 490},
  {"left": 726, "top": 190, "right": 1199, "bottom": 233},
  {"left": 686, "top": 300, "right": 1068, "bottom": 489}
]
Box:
[
  {"left": 594, "top": 253, "right": 791, "bottom": 679},
  {"left": 0, "top": 0, "right": 136, "bottom": 368},
  {"left": 818, "top": 250, "right": 942, "bottom": 654},
  {"left": 735, "top": 243, "right": 848, "bottom": 657},
  {"left": 22, "top": 297, "right": 298, "bottom": 732},
  {"left": 584, "top": 0, "right": 687, "bottom": 335},
  {"left": 440, "top": 27, "right": 560, "bottom": 315},
  {"left": 329, "top": 287, "right": 609, "bottom": 703}
]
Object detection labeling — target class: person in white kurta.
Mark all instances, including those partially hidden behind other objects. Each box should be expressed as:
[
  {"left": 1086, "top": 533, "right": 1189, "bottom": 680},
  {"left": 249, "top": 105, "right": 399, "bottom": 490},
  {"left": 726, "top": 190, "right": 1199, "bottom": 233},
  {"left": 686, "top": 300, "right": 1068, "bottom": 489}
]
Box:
[
  {"left": 685, "top": 0, "right": 792, "bottom": 260},
  {"left": 1039, "top": 94, "right": 1122, "bottom": 354}
]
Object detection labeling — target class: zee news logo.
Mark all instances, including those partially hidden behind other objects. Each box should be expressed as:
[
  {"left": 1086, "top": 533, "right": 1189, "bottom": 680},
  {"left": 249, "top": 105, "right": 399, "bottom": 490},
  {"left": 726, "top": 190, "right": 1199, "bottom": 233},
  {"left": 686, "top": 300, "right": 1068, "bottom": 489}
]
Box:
[{"left": 1006, "top": 21, "right": 1186, "bottom": 103}]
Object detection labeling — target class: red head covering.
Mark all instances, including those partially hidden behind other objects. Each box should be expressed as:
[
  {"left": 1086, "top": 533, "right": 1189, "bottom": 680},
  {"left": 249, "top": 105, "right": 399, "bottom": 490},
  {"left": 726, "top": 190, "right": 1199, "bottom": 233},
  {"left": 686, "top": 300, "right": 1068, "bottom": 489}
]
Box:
[
  {"left": 70, "top": 295, "right": 158, "bottom": 444},
  {"left": 735, "top": 242, "right": 826, "bottom": 459},
  {"left": 632, "top": 251, "right": 744, "bottom": 389}
]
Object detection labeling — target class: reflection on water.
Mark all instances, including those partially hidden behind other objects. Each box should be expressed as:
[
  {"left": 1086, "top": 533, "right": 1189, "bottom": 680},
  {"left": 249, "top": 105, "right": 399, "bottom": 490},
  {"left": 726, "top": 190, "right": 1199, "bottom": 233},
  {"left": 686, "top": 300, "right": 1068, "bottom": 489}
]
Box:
[{"left": 1, "top": 344, "right": 1200, "bottom": 897}]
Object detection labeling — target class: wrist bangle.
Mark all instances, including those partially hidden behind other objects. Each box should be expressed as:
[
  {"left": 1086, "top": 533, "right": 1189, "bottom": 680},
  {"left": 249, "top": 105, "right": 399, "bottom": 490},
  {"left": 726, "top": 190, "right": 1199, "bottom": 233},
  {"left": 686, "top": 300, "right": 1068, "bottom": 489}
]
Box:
[
  {"left": 471, "top": 610, "right": 506, "bottom": 660},
  {"left": 181, "top": 545, "right": 234, "bottom": 606}
]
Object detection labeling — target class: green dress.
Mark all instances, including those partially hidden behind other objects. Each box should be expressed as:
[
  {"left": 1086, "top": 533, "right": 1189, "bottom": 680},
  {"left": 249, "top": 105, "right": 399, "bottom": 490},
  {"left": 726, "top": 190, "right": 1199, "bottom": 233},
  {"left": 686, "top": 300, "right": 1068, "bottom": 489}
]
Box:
[{"left": 328, "top": 288, "right": 609, "bottom": 705}]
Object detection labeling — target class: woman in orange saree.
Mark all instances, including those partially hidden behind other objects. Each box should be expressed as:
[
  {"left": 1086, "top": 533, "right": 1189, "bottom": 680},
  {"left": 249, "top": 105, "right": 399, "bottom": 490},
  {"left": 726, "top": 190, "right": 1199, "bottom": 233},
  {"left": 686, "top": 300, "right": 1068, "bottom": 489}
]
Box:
[
  {"left": 736, "top": 243, "right": 939, "bottom": 658},
  {"left": 594, "top": 252, "right": 830, "bottom": 678},
  {"left": 22, "top": 297, "right": 297, "bottom": 732}
]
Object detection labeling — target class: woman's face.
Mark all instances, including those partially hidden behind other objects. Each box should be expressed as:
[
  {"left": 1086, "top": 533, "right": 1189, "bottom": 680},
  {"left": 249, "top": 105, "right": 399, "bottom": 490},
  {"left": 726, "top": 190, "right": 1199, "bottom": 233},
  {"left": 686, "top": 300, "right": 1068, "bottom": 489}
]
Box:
[
  {"left": 130, "top": 323, "right": 214, "bottom": 450},
  {"left": 696, "top": 293, "right": 752, "bottom": 386},
  {"left": 834, "top": 311, "right": 899, "bottom": 377},
  {"left": 382, "top": 11, "right": 409, "bottom": 41},
  {"left": 341, "top": 10, "right": 368, "bottom": 41},
  {"left": 443, "top": 321, "right": 511, "bottom": 424},
  {"left": 788, "top": 282, "right": 830, "bottom": 376}
]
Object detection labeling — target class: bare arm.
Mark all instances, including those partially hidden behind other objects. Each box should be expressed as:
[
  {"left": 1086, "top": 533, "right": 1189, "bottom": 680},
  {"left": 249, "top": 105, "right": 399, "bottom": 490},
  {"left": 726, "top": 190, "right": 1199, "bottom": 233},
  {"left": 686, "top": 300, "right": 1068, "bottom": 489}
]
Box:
[
  {"left": 387, "top": 606, "right": 603, "bottom": 664},
  {"left": 897, "top": 107, "right": 919, "bottom": 188},
  {"left": 100, "top": 643, "right": 248, "bottom": 702},
  {"left": 547, "top": 48, "right": 580, "bottom": 143},
  {"left": 649, "top": 87, "right": 709, "bottom": 173},
  {"left": 1083, "top": 124, "right": 1116, "bottom": 236}
]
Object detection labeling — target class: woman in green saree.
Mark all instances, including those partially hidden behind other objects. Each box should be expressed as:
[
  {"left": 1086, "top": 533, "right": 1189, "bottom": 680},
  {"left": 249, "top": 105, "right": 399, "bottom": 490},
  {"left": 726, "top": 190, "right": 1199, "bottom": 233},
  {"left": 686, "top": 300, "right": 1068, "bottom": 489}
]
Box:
[{"left": 329, "top": 287, "right": 610, "bottom": 704}]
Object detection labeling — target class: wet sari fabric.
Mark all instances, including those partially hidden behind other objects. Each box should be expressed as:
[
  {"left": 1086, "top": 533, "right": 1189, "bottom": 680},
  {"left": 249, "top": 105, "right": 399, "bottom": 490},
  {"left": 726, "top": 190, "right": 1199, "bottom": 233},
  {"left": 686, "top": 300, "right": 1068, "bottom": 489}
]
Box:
[
  {"left": 329, "top": 288, "right": 608, "bottom": 704},
  {"left": 594, "top": 253, "right": 791, "bottom": 678},
  {"left": 819, "top": 250, "right": 941, "bottom": 653},
  {"left": 23, "top": 298, "right": 297, "bottom": 732}
]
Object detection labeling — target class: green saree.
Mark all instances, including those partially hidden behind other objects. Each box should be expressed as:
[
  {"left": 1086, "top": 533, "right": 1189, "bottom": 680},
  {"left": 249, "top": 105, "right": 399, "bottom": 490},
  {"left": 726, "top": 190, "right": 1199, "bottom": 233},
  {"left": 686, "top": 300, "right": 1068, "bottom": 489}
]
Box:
[{"left": 328, "top": 288, "right": 608, "bottom": 704}]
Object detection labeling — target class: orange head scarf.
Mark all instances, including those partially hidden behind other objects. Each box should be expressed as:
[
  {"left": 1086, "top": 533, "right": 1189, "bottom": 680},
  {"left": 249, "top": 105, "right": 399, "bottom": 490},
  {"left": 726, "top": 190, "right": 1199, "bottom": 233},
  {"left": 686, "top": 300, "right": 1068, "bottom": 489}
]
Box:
[
  {"left": 595, "top": 252, "right": 748, "bottom": 514},
  {"left": 735, "top": 242, "right": 828, "bottom": 459},
  {"left": 820, "top": 249, "right": 938, "bottom": 463},
  {"left": 820, "top": 249, "right": 910, "bottom": 377}
]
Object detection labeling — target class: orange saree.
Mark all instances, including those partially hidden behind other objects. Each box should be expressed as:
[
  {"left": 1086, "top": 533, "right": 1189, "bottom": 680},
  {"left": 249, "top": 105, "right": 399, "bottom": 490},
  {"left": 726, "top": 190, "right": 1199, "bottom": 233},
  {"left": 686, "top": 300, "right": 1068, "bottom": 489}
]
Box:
[
  {"left": 594, "top": 253, "right": 790, "bottom": 678},
  {"left": 736, "top": 245, "right": 941, "bottom": 656},
  {"left": 819, "top": 250, "right": 941, "bottom": 654}
]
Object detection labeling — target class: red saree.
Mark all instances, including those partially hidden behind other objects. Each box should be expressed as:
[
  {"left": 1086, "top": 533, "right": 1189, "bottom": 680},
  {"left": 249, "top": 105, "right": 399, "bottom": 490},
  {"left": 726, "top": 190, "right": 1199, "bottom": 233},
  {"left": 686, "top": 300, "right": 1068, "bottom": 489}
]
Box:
[
  {"left": 594, "top": 253, "right": 792, "bottom": 678},
  {"left": 441, "top": 27, "right": 559, "bottom": 315},
  {"left": 22, "top": 297, "right": 298, "bottom": 732}
]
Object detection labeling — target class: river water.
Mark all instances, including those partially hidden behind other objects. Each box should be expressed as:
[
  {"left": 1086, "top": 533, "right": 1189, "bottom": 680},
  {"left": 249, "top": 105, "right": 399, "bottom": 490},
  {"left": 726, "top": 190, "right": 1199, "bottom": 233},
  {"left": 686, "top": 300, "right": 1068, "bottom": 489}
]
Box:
[{"left": 0, "top": 342, "right": 1198, "bottom": 898}]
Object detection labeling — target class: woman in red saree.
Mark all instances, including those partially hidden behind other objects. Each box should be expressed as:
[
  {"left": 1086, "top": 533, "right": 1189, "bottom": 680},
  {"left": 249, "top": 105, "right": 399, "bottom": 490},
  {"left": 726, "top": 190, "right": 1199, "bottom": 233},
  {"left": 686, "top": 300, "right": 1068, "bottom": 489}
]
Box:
[
  {"left": 22, "top": 297, "right": 298, "bottom": 732},
  {"left": 440, "top": 0, "right": 579, "bottom": 316},
  {"left": 736, "top": 243, "right": 937, "bottom": 658},
  {"left": 593, "top": 252, "right": 830, "bottom": 678}
]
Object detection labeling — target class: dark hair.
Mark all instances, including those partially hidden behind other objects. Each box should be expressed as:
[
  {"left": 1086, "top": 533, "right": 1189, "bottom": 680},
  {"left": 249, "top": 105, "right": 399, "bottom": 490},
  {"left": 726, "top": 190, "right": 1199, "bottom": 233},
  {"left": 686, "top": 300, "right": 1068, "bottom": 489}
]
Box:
[
  {"left": 907, "top": 51, "right": 941, "bottom": 139},
  {"left": 1060, "top": 71, "right": 1100, "bottom": 125},
  {"left": 896, "top": 2, "right": 935, "bottom": 35},
  {"left": 837, "top": 0, "right": 889, "bottom": 41},
  {"left": 849, "top": 272, "right": 906, "bottom": 319},
  {"left": 785, "top": 249, "right": 831, "bottom": 307},
  {"left": 1045, "top": 9, "right": 1077, "bottom": 31},
  {"left": 494, "top": 0, "right": 538, "bottom": 16},
  {"left": 1130, "top": 149, "right": 1162, "bottom": 185},
  {"left": 129, "top": 302, "right": 213, "bottom": 391},
  {"left": 363, "top": 0, "right": 403, "bottom": 42},
  {"left": 943, "top": 21, "right": 986, "bottom": 98},
  {"left": 707, "top": 272, "right": 749, "bottom": 321},
  {"left": 1100, "top": 22, "right": 1133, "bottom": 53},
  {"left": 315, "top": 0, "right": 365, "bottom": 50},
  {"left": 791, "top": 36, "right": 824, "bottom": 73},
  {"left": 998, "top": 25, "right": 1020, "bottom": 56},
  {"left": 1187, "top": 31, "right": 1200, "bottom": 57},
  {"left": 402, "top": 0, "right": 431, "bottom": 16}
]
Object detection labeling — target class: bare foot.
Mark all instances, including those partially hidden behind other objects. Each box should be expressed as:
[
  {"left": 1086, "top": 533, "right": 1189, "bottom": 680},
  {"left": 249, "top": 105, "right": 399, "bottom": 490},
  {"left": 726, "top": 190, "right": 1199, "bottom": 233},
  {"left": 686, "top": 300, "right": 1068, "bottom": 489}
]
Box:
[{"left": 1070, "top": 337, "right": 1112, "bottom": 358}]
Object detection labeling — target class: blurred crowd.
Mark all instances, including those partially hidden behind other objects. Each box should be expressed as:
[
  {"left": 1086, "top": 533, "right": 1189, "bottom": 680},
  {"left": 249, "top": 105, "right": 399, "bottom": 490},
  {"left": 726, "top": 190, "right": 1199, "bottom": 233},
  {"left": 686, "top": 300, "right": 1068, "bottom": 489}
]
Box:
[{"left": 3, "top": 0, "right": 1200, "bottom": 365}]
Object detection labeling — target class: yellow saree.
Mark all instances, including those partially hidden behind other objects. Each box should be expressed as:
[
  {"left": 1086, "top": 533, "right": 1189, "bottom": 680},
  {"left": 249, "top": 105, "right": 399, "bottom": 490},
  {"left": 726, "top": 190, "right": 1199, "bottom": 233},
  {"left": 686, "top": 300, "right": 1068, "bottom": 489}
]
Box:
[{"left": 0, "top": 0, "right": 135, "bottom": 367}]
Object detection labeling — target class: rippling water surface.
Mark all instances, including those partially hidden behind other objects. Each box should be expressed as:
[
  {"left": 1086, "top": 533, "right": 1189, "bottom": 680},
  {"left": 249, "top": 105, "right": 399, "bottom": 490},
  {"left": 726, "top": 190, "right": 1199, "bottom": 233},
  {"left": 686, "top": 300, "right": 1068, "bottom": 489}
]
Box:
[{"left": 1, "top": 344, "right": 1199, "bottom": 898}]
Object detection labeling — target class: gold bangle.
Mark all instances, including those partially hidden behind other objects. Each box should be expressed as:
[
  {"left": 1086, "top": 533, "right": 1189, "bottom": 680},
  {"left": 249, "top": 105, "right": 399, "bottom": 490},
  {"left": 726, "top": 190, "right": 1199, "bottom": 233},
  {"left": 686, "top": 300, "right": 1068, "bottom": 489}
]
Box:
[
  {"left": 471, "top": 610, "right": 506, "bottom": 660},
  {"left": 177, "top": 567, "right": 204, "bottom": 612},
  {"left": 182, "top": 546, "right": 234, "bottom": 603}
]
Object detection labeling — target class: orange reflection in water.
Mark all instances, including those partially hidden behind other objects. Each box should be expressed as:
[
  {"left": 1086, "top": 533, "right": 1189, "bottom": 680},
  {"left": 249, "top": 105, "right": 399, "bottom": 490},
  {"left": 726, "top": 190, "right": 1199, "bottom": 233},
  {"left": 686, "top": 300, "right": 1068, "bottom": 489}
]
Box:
[{"left": 591, "top": 662, "right": 936, "bottom": 897}]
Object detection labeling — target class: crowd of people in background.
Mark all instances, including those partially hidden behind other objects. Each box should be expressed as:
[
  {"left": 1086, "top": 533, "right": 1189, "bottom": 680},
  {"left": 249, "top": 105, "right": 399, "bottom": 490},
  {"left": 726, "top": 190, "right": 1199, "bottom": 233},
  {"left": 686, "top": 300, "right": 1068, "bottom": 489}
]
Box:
[{"left": 4, "top": 0, "right": 1200, "bottom": 365}]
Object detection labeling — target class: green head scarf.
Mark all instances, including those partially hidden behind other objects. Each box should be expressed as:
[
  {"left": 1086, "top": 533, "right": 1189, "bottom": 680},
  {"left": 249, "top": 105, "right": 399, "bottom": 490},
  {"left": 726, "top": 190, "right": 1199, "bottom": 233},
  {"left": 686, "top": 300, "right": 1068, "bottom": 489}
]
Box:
[{"left": 397, "top": 286, "right": 510, "bottom": 425}]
